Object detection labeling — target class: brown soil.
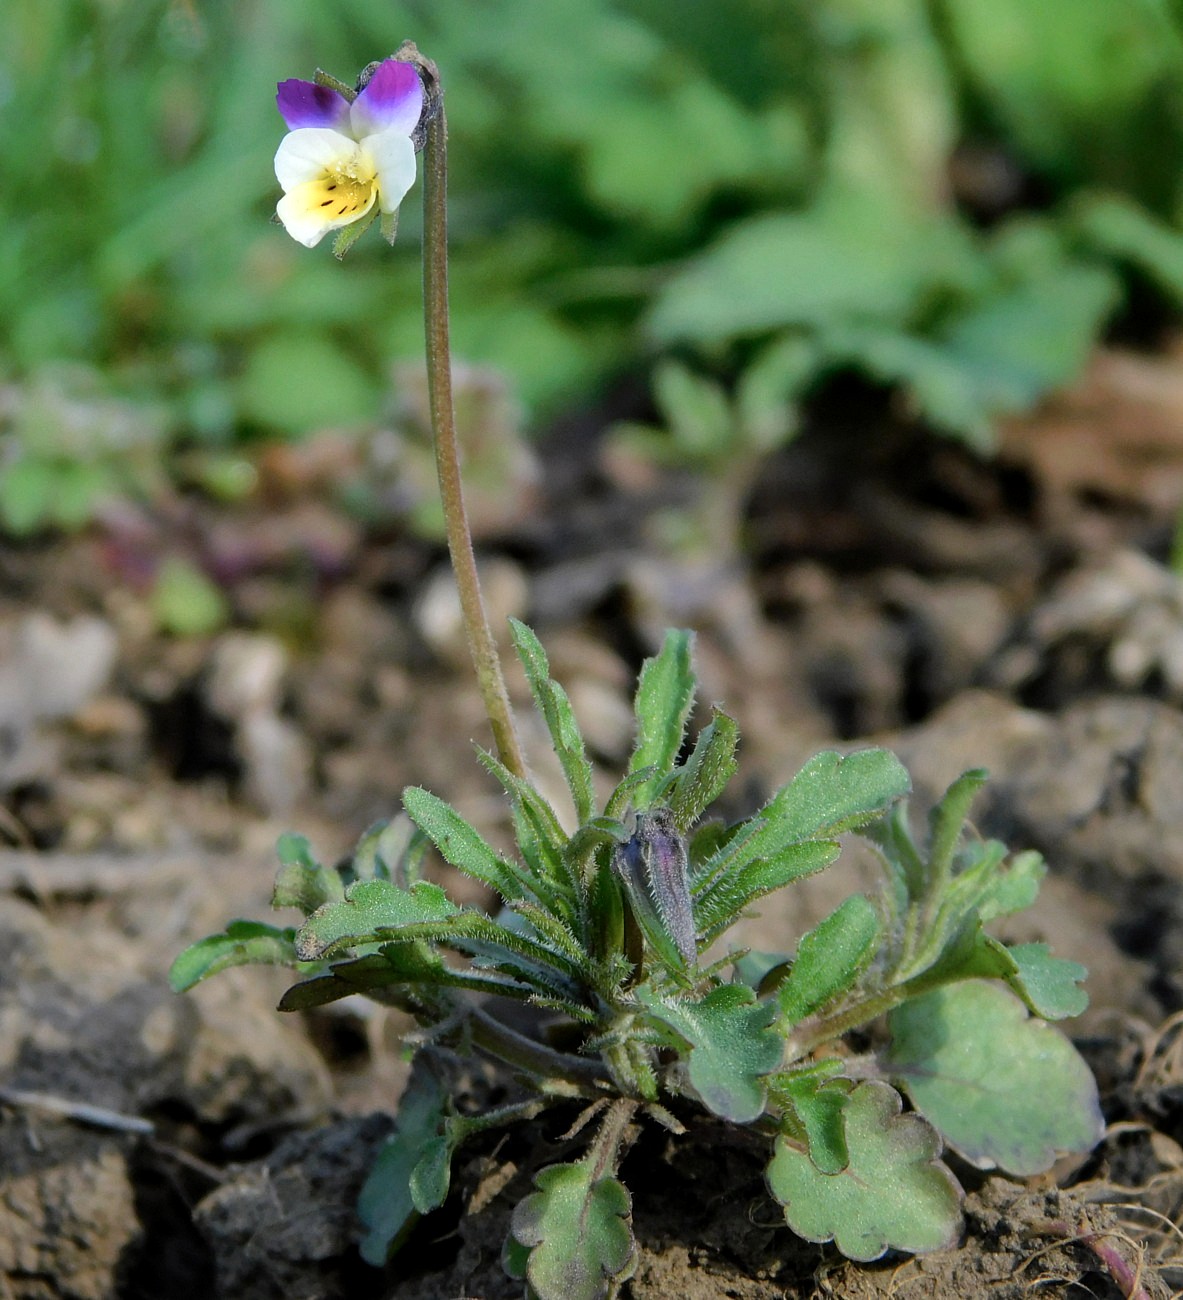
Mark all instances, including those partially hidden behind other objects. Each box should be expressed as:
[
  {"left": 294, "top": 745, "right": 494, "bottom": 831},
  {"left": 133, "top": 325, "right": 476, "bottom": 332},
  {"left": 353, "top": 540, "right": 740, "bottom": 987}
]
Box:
[{"left": 6, "top": 351, "right": 1183, "bottom": 1298}]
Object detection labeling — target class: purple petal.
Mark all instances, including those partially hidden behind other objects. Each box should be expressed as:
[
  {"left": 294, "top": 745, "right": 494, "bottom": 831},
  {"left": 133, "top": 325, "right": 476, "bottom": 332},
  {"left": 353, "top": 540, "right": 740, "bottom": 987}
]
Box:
[
  {"left": 276, "top": 79, "right": 351, "bottom": 131},
  {"left": 350, "top": 59, "right": 423, "bottom": 139}
]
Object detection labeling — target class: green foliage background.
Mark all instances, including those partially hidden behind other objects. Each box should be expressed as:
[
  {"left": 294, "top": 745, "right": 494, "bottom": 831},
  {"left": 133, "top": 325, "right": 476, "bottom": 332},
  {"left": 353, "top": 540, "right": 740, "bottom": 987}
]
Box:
[{"left": 3, "top": 0, "right": 1183, "bottom": 509}]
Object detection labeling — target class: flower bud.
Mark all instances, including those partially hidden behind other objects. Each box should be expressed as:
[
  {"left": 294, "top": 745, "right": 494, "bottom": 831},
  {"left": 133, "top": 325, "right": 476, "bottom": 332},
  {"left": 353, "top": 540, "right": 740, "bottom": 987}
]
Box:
[{"left": 612, "top": 807, "right": 697, "bottom": 969}]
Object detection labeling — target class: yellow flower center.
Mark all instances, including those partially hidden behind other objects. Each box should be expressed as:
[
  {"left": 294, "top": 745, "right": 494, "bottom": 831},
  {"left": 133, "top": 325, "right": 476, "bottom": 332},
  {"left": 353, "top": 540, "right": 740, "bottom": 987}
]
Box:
[{"left": 310, "top": 159, "right": 377, "bottom": 219}]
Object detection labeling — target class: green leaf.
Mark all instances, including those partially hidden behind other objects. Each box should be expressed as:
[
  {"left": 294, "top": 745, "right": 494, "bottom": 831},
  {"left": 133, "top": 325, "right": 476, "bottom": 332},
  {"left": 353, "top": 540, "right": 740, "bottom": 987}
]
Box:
[
  {"left": 768, "top": 1080, "right": 962, "bottom": 1261},
  {"left": 695, "top": 841, "right": 841, "bottom": 942},
  {"left": 294, "top": 879, "right": 459, "bottom": 961},
  {"left": 168, "top": 920, "right": 297, "bottom": 992},
  {"left": 332, "top": 205, "right": 377, "bottom": 259},
  {"left": 409, "top": 1133, "right": 452, "bottom": 1211},
  {"left": 647, "top": 201, "right": 976, "bottom": 346},
  {"left": 667, "top": 707, "right": 739, "bottom": 831},
  {"left": 940, "top": 0, "right": 1177, "bottom": 188},
  {"left": 1072, "top": 192, "right": 1183, "bottom": 306},
  {"left": 0, "top": 457, "right": 55, "bottom": 535},
  {"left": 887, "top": 982, "right": 1104, "bottom": 1175},
  {"left": 652, "top": 359, "right": 734, "bottom": 460},
  {"left": 603, "top": 766, "right": 661, "bottom": 821},
  {"left": 638, "top": 983, "right": 781, "bottom": 1122},
  {"left": 509, "top": 620, "right": 596, "bottom": 823},
  {"left": 277, "top": 941, "right": 534, "bottom": 1012},
  {"left": 441, "top": 911, "right": 591, "bottom": 1008},
  {"left": 349, "top": 817, "right": 425, "bottom": 886},
  {"left": 478, "top": 749, "right": 575, "bottom": 914},
  {"left": 358, "top": 1062, "right": 451, "bottom": 1265},
  {"left": 402, "top": 786, "right": 530, "bottom": 903},
  {"left": 151, "top": 557, "right": 229, "bottom": 637},
  {"left": 777, "top": 1072, "right": 852, "bottom": 1175},
  {"left": 761, "top": 748, "right": 911, "bottom": 849},
  {"left": 696, "top": 748, "right": 909, "bottom": 909},
  {"left": 509, "top": 1160, "right": 636, "bottom": 1300},
  {"left": 816, "top": 325, "right": 997, "bottom": 451},
  {"left": 977, "top": 849, "right": 1046, "bottom": 921},
  {"left": 937, "top": 263, "right": 1120, "bottom": 411},
  {"left": 49, "top": 461, "right": 104, "bottom": 531},
  {"left": 731, "top": 950, "right": 791, "bottom": 996},
  {"left": 1004, "top": 943, "right": 1089, "bottom": 1021},
  {"left": 238, "top": 331, "right": 377, "bottom": 434},
  {"left": 926, "top": 770, "right": 989, "bottom": 888},
  {"left": 735, "top": 333, "right": 815, "bottom": 452},
  {"left": 778, "top": 895, "right": 881, "bottom": 1025},
  {"left": 271, "top": 833, "right": 344, "bottom": 915},
  {"left": 277, "top": 952, "right": 415, "bottom": 1011},
  {"left": 628, "top": 630, "right": 696, "bottom": 810}
]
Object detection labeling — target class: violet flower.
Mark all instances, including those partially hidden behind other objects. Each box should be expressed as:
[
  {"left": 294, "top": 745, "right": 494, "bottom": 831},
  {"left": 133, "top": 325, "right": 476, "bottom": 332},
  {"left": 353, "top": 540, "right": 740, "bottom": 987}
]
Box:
[{"left": 274, "top": 59, "right": 424, "bottom": 248}]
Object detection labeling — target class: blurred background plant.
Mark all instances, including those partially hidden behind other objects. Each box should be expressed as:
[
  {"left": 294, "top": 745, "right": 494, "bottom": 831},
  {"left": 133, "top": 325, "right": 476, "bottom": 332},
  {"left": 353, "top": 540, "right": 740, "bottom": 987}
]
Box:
[{"left": 3, "top": 0, "right": 1183, "bottom": 543}]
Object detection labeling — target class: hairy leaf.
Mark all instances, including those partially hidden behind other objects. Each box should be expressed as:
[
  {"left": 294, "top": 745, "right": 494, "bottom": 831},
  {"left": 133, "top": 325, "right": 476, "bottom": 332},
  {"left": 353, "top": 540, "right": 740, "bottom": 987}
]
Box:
[
  {"left": 668, "top": 707, "right": 739, "bottom": 831},
  {"left": 271, "top": 833, "right": 344, "bottom": 915},
  {"left": 927, "top": 770, "right": 989, "bottom": 888},
  {"left": 777, "top": 1072, "right": 852, "bottom": 1174},
  {"left": 694, "top": 840, "right": 840, "bottom": 941},
  {"left": 778, "top": 894, "right": 881, "bottom": 1025},
  {"left": 887, "top": 982, "right": 1104, "bottom": 1175},
  {"left": 479, "top": 749, "right": 576, "bottom": 916},
  {"left": 294, "top": 879, "right": 459, "bottom": 961},
  {"left": 628, "top": 630, "right": 696, "bottom": 810},
  {"left": 510, "top": 619, "right": 596, "bottom": 822},
  {"left": 169, "top": 921, "right": 297, "bottom": 992},
  {"left": 402, "top": 786, "right": 531, "bottom": 902},
  {"left": 767, "top": 749, "right": 912, "bottom": 844},
  {"left": 509, "top": 1160, "right": 636, "bottom": 1300},
  {"left": 768, "top": 1081, "right": 962, "bottom": 1261},
  {"left": 698, "top": 750, "right": 909, "bottom": 896},
  {"left": 348, "top": 816, "right": 425, "bottom": 887},
  {"left": 277, "top": 943, "right": 532, "bottom": 1012},
  {"left": 639, "top": 983, "right": 781, "bottom": 1122},
  {"left": 977, "top": 849, "right": 1046, "bottom": 921}
]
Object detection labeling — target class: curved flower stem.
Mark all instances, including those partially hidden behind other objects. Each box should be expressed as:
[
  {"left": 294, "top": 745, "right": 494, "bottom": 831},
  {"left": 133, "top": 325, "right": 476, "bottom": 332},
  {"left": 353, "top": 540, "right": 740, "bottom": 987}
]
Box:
[{"left": 421, "top": 94, "right": 527, "bottom": 780}]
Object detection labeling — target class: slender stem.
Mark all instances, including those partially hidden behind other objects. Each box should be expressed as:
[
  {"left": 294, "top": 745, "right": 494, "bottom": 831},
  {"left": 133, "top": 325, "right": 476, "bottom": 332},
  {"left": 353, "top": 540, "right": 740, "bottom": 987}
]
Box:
[
  {"left": 783, "top": 970, "right": 949, "bottom": 1062},
  {"left": 453, "top": 1097, "right": 551, "bottom": 1140},
  {"left": 468, "top": 1006, "right": 608, "bottom": 1090},
  {"left": 585, "top": 1097, "right": 639, "bottom": 1181},
  {"left": 421, "top": 100, "right": 527, "bottom": 780}
]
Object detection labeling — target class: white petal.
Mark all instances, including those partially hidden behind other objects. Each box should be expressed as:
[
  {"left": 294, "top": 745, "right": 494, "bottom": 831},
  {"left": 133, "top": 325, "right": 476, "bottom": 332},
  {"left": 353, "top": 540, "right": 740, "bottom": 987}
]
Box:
[
  {"left": 363, "top": 130, "right": 417, "bottom": 213},
  {"left": 276, "top": 182, "right": 376, "bottom": 247},
  {"left": 274, "top": 127, "right": 361, "bottom": 191}
]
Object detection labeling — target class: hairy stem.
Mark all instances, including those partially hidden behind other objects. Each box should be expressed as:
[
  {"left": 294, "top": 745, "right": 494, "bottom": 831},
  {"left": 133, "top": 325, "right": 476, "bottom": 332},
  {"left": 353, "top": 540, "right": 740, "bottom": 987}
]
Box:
[
  {"left": 782, "top": 967, "right": 953, "bottom": 1062},
  {"left": 422, "top": 98, "right": 527, "bottom": 780}
]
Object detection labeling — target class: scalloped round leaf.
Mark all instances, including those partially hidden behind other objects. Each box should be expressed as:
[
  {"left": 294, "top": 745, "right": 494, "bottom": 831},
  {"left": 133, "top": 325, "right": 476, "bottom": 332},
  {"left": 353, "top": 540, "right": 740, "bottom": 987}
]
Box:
[
  {"left": 887, "top": 981, "right": 1104, "bottom": 1175},
  {"left": 509, "top": 1161, "right": 636, "bottom": 1300},
  {"left": 768, "top": 1080, "right": 963, "bottom": 1261},
  {"left": 638, "top": 983, "right": 781, "bottom": 1122}
]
